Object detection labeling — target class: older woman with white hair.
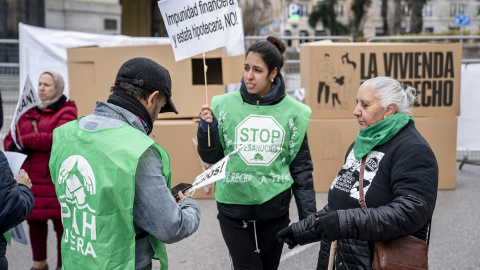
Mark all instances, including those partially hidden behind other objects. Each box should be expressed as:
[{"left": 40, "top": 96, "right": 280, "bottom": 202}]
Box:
[
  {"left": 278, "top": 76, "right": 438, "bottom": 269},
  {"left": 4, "top": 71, "right": 77, "bottom": 270}
]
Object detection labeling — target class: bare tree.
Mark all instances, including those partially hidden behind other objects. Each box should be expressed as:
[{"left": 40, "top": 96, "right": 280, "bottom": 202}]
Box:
[
  {"left": 351, "top": 0, "right": 372, "bottom": 39},
  {"left": 240, "top": 0, "right": 272, "bottom": 35},
  {"left": 381, "top": 0, "right": 389, "bottom": 35},
  {"left": 392, "top": 0, "right": 403, "bottom": 35}
]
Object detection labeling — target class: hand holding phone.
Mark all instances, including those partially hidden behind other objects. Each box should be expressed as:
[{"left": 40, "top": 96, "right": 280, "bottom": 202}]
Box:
[{"left": 171, "top": 183, "right": 192, "bottom": 201}]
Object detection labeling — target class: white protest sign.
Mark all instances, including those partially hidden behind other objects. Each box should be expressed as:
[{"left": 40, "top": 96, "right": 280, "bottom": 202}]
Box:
[
  {"left": 157, "top": 0, "right": 244, "bottom": 61},
  {"left": 10, "top": 74, "right": 41, "bottom": 149},
  {"left": 188, "top": 155, "right": 228, "bottom": 193},
  {"left": 188, "top": 142, "right": 246, "bottom": 194}
]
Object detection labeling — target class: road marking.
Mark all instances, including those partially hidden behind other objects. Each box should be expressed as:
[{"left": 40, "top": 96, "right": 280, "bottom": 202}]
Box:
[{"left": 280, "top": 243, "right": 317, "bottom": 262}]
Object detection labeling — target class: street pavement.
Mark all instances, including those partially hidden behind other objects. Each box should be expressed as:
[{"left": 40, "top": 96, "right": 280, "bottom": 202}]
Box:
[{"left": 6, "top": 163, "right": 480, "bottom": 269}]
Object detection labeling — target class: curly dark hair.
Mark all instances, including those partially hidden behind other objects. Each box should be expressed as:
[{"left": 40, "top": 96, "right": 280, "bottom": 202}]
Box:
[{"left": 246, "top": 36, "right": 287, "bottom": 76}]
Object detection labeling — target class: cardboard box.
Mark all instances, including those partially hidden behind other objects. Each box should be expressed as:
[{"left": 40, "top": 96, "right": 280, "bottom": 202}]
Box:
[
  {"left": 308, "top": 117, "right": 457, "bottom": 192},
  {"left": 152, "top": 116, "right": 456, "bottom": 198},
  {"left": 301, "top": 43, "right": 462, "bottom": 119},
  {"left": 152, "top": 119, "right": 215, "bottom": 199},
  {"left": 307, "top": 119, "right": 358, "bottom": 192},
  {"left": 67, "top": 44, "right": 244, "bottom": 119},
  {"left": 415, "top": 117, "right": 457, "bottom": 190}
]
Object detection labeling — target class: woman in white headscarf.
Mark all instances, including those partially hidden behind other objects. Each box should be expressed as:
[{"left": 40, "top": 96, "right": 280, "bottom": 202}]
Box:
[{"left": 4, "top": 71, "right": 78, "bottom": 270}]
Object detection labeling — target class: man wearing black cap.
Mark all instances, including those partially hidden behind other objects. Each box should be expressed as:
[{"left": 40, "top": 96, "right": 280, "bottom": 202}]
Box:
[{"left": 49, "top": 57, "right": 200, "bottom": 270}]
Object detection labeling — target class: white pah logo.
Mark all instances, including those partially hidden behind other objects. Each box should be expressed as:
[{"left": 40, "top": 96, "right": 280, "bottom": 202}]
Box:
[
  {"left": 58, "top": 155, "right": 96, "bottom": 213},
  {"left": 57, "top": 155, "right": 98, "bottom": 257}
]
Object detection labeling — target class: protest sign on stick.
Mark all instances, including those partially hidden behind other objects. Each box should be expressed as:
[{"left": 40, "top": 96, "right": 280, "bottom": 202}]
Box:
[
  {"left": 10, "top": 74, "right": 41, "bottom": 149},
  {"left": 157, "top": 0, "right": 244, "bottom": 145},
  {"left": 157, "top": 0, "right": 244, "bottom": 62}
]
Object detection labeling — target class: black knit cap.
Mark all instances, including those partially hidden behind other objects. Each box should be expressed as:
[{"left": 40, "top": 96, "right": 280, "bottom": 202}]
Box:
[{"left": 115, "top": 57, "right": 178, "bottom": 114}]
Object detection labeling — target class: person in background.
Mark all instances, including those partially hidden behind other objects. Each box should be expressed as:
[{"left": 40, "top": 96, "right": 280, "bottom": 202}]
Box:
[
  {"left": 3, "top": 71, "right": 78, "bottom": 270},
  {"left": 197, "top": 36, "right": 316, "bottom": 270},
  {"left": 1, "top": 89, "right": 35, "bottom": 270},
  {"left": 48, "top": 57, "right": 200, "bottom": 270},
  {"left": 0, "top": 166, "right": 34, "bottom": 270},
  {"left": 278, "top": 76, "right": 438, "bottom": 269}
]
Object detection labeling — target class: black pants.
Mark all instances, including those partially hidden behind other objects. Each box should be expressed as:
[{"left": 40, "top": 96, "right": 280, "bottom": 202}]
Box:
[
  {"left": 0, "top": 235, "right": 7, "bottom": 270},
  {"left": 218, "top": 212, "right": 290, "bottom": 270}
]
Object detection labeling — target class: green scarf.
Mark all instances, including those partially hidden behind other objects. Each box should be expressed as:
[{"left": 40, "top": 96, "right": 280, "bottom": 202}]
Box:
[
  {"left": 354, "top": 113, "right": 414, "bottom": 160},
  {"left": 3, "top": 230, "right": 12, "bottom": 246}
]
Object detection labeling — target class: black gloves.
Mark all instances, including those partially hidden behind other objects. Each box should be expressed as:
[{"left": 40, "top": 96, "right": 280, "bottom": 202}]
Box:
[
  {"left": 314, "top": 211, "right": 341, "bottom": 242},
  {"left": 278, "top": 211, "right": 341, "bottom": 249},
  {"left": 277, "top": 225, "right": 298, "bottom": 249},
  {"left": 8, "top": 141, "right": 30, "bottom": 155},
  {"left": 278, "top": 214, "right": 320, "bottom": 248}
]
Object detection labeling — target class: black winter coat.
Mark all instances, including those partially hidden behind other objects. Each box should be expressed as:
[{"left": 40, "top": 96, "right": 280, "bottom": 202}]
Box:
[
  {"left": 291, "top": 121, "right": 438, "bottom": 270},
  {"left": 197, "top": 75, "right": 316, "bottom": 221},
  {"left": 0, "top": 151, "right": 35, "bottom": 234}
]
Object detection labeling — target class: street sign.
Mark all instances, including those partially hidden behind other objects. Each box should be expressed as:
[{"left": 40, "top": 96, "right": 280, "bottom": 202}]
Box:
[
  {"left": 454, "top": 15, "right": 471, "bottom": 26},
  {"left": 287, "top": 3, "right": 301, "bottom": 20},
  {"left": 273, "top": 21, "right": 281, "bottom": 31},
  {"left": 260, "top": 27, "right": 268, "bottom": 35}
]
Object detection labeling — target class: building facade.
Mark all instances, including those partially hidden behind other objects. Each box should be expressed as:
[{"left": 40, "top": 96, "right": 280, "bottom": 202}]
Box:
[
  {"left": 1, "top": 0, "right": 479, "bottom": 42},
  {"left": 362, "top": 0, "right": 480, "bottom": 37}
]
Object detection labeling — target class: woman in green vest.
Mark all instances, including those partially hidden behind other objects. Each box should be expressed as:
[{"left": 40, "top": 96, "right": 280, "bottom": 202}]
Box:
[{"left": 197, "top": 36, "right": 317, "bottom": 270}]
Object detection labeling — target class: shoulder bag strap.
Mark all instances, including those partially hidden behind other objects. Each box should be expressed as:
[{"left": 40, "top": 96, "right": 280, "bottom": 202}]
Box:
[
  {"left": 357, "top": 156, "right": 432, "bottom": 246},
  {"left": 358, "top": 156, "right": 367, "bottom": 209}
]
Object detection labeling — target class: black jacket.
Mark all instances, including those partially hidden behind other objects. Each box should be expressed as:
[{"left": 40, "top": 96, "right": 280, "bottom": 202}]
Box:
[
  {"left": 197, "top": 75, "right": 316, "bottom": 220},
  {"left": 0, "top": 151, "right": 35, "bottom": 234},
  {"left": 290, "top": 121, "right": 438, "bottom": 270}
]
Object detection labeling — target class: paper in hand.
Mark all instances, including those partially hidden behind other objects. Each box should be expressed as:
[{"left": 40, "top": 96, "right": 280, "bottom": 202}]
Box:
[
  {"left": 2, "top": 151, "right": 27, "bottom": 175},
  {"left": 1, "top": 151, "right": 29, "bottom": 245},
  {"left": 188, "top": 142, "right": 247, "bottom": 194}
]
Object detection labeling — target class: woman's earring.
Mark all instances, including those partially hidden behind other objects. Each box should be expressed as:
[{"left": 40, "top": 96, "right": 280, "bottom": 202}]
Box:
[{"left": 271, "top": 79, "right": 274, "bottom": 82}]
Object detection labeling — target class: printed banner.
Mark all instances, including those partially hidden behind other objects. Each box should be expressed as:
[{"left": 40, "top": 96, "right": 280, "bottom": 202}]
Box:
[
  {"left": 19, "top": 22, "right": 171, "bottom": 98},
  {"left": 188, "top": 142, "right": 246, "bottom": 193},
  {"left": 157, "top": 0, "right": 244, "bottom": 61},
  {"left": 10, "top": 74, "right": 41, "bottom": 149},
  {"left": 302, "top": 43, "right": 462, "bottom": 119}
]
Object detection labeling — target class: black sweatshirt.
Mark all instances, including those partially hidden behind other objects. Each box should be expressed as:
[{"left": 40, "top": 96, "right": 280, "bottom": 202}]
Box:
[{"left": 197, "top": 76, "right": 317, "bottom": 221}]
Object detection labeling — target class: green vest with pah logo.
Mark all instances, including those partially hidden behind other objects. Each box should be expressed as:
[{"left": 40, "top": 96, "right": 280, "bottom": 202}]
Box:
[
  {"left": 49, "top": 119, "right": 171, "bottom": 270},
  {"left": 211, "top": 90, "right": 311, "bottom": 205}
]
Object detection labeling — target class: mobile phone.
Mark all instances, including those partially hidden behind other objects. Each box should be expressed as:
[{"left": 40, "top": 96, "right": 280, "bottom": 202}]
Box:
[{"left": 171, "top": 183, "right": 192, "bottom": 197}]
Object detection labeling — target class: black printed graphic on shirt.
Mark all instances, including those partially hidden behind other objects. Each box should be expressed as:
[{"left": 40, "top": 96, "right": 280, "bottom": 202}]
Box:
[{"left": 330, "top": 150, "right": 384, "bottom": 200}]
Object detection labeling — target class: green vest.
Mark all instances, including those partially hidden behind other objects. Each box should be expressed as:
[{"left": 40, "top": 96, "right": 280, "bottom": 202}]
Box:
[
  {"left": 49, "top": 119, "right": 171, "bottom": 270},
  {"left": 211, "top": 91, "right": 311, "bottom": 205}
]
